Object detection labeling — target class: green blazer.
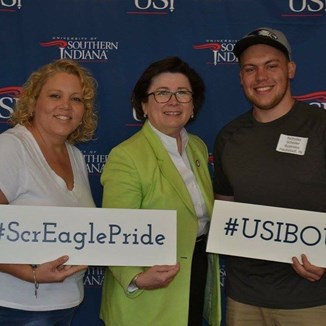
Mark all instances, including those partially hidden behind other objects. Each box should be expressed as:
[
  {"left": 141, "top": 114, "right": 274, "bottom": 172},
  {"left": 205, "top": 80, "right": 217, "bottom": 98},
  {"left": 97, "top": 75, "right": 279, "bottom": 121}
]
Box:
[{"left": 100, "top": 121, "right": 220, "bottom": 326}]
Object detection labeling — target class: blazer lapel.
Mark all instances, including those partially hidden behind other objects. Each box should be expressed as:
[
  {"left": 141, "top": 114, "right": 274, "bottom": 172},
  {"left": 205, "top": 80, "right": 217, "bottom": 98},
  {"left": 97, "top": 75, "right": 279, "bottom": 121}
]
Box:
[{"left": 142, "top": 122, "right": 195, "bottom": 214}]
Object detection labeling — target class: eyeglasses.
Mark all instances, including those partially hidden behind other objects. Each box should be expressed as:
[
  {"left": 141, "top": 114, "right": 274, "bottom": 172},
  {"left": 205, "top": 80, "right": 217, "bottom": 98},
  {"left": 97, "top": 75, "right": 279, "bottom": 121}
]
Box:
[{"left": 147, "top": 90, "right": 193, "bottom": 103}]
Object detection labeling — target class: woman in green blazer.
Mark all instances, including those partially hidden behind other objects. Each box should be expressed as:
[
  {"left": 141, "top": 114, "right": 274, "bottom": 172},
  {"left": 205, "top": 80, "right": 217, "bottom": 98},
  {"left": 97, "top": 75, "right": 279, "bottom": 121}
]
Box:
[{"left": 100, "top": 57, "right": 220, "bottom": 326}]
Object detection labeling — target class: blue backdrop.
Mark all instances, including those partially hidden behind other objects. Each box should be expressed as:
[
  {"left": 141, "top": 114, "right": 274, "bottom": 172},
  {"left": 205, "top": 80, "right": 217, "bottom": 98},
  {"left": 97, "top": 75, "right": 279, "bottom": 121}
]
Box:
[{"left": 1, "top": 1, "right": 325, "bottom": 325}]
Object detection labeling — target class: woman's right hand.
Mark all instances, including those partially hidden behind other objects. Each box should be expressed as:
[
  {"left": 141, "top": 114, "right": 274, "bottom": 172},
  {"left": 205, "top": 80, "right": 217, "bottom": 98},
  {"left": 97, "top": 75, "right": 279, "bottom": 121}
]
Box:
[{"left": 135, "top": 263, "right": 180, "bottom": 290}]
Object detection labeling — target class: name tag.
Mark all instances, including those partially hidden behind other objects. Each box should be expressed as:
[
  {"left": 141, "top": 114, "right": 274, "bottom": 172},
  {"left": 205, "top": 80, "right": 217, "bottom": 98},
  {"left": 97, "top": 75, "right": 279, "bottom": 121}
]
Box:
[{"left": 276, "top": 134, "right": 308, "bottom": 156}]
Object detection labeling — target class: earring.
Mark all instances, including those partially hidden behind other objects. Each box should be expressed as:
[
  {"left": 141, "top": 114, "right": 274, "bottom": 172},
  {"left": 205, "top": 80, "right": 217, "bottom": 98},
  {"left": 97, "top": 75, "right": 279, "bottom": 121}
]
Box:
[{"left": 143, "top": 113, "right": 147, "bottom": 118}]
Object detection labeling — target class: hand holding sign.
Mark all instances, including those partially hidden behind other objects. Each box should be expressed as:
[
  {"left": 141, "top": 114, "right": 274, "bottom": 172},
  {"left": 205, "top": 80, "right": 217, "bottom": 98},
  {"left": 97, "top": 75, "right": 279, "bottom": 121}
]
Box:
[
  {"left": 135, "top": 263, "right": 180, "bottom": 290},
  {"left": 292, "top": 254, "right": 325, "bottom": 282},
  {"left": 207, "top": 200, "right": 326, "bottom": 268},
  {"left": 34, "top": 256, "right": 87, "bottom": 283}
]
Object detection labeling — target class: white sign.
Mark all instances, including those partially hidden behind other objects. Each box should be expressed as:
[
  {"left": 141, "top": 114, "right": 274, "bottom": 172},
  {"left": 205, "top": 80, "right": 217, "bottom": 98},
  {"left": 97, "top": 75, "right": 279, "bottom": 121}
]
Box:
[
  {"left": 0, "top": 205, "right": 177, "bottom": 266},
  {"left": 207, "top": 200, "right": 326, "bottom": 267}
]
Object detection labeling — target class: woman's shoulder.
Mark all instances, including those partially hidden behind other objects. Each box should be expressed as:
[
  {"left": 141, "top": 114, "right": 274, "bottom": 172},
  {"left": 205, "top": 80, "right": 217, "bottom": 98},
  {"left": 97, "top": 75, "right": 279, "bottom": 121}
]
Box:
[
  {"left": 0, "top": 125, "right": 30, "bottom": 148},
  {"left": 67, "top": 142, "right": 83, "bottom": 155},
  {"left": 112, "top": 127, "right": 153, "bottom": 152},
  {"left": 188, "top": 133, "right": 207, "bottom": 148},
  {"left": 0, "top": 125, "right": 31, "bottom": 167}
]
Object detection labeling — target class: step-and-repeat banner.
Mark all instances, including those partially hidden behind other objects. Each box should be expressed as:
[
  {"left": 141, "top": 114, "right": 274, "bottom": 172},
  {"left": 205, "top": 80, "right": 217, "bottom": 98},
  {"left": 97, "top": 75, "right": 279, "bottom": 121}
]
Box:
[{"left": 1, "top": 1, "right": 325, "bottom": 325}]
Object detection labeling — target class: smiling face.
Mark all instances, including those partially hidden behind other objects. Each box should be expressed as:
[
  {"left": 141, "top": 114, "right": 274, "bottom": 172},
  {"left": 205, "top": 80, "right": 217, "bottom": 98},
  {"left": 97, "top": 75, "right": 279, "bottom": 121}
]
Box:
[
  {"left": 32, "top": 72, "right": 85, "bottom": 142},
  {"left": 239, "top": 44, "right": 296, "bottom": 121},
  {"left": 142, "top": 72, "right": 193, "bottom": 137}
]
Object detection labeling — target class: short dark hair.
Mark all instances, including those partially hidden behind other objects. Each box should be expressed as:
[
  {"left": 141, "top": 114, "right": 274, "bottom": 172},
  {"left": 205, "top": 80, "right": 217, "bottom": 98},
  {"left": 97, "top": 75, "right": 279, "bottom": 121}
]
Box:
[{"left": 131, "top": 56, "right": 205, "bottom": 121}]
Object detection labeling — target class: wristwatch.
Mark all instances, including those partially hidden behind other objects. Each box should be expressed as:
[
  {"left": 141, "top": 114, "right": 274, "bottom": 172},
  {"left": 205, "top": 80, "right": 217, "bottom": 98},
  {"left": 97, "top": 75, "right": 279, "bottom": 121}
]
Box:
[{"left": 128, "top": 272, "right": 142, "bottom": 293}]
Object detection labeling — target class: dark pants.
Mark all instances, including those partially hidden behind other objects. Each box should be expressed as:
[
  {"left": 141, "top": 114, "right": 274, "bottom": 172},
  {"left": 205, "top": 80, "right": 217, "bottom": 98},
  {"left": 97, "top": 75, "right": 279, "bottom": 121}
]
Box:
[
  {"left": 188, "top": 235, "right": 208, "bottom": 326},
  {"left": 0, "top": 306, "right": 76, "bottom": 326}
]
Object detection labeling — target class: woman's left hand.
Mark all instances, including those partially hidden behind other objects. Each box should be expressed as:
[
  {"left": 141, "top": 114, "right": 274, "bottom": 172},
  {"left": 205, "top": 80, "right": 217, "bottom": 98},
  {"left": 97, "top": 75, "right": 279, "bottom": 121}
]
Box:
[
  {"left": 36, "top": 256, "right": 87, "bottom": 283},
  {"left": 135, "top": 263, "right": 180, "bottom": 290},
  {"left": 292, "top": 254, "right": 325, "bottom": 282}
]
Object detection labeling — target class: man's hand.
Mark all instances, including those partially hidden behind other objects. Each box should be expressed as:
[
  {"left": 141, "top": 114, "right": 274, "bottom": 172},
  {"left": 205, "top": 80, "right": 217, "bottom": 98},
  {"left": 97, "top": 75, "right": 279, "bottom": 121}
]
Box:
[{"left": 292, "top": 254, "right": 325, "bottom": 282}]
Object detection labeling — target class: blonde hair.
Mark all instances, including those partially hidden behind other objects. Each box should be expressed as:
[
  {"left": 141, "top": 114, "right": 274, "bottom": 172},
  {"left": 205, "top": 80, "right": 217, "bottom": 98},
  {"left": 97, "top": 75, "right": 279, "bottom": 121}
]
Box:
[{"left": 10, "top": 59, "right": 98, "bottom": 144}]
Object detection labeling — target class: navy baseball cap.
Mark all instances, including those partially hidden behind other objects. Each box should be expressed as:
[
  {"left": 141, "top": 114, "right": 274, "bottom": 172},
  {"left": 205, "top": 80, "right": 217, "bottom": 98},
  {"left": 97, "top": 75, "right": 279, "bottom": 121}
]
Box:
[{"left": 233, "top": 27, "right": 292, "bottom": 60}]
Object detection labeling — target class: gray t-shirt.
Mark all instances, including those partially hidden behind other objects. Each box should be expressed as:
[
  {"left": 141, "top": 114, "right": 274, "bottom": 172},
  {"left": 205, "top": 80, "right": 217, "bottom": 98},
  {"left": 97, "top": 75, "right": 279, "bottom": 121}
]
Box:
[{"left": 213, "top": 101, "right": 326, "bottom": 308}]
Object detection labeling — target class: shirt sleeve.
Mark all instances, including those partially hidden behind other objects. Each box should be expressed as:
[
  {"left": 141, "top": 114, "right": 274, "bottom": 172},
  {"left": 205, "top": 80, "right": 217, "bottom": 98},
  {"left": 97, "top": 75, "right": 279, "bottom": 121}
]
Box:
[
  {"left": 0, "top": 132, "right": 26, "bottom": 202},
  {"left": 213, "top": 131, "right": 234, "bottom": 196},
  {"left": 101, "top": 145, "right": 143, "bottom": 209},
  {"left": 100, "top": 145, "right": 144, "bottom": 296}
]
